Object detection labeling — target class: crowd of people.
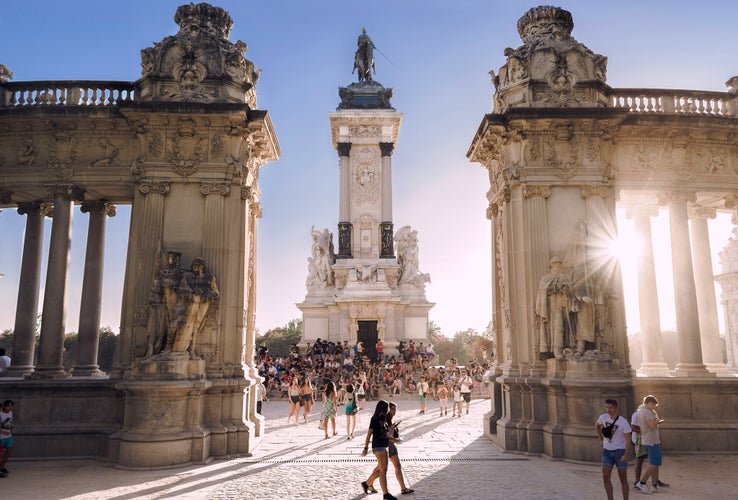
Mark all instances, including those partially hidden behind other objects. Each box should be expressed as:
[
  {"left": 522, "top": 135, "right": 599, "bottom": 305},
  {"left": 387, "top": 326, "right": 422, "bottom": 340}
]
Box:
[{"left": 255, "top": 339, "right": 491, "bottom": 419}]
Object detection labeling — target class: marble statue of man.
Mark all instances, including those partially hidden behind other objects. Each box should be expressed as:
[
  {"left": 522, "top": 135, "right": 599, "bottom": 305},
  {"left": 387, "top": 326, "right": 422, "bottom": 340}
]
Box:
[
  {"left": 169, "top": 257, "right": 219, "bottom": 356},
  {"left": 535, "top": 256, "right": 577, "bottom": 359},
  {"left": 146, "top": 250, "right": 183, "bottom": 357}
]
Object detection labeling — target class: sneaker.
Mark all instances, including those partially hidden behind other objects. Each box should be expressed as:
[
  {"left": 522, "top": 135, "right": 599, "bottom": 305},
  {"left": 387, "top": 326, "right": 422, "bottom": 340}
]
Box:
[
  {"left": 634, "top": 481, "right": 640, "bottom": 490},
  {"left": 635, "top": 482, "right": 652, "bottom": 494},
  {"left": 0, "top": 468, "right": 8, "bottom": 474},
  {"left": 651, "top": 484, "right": 659, "bottom": 493},
  {"left": 655, "top": 481, "right": 669, "bottom": 487}
]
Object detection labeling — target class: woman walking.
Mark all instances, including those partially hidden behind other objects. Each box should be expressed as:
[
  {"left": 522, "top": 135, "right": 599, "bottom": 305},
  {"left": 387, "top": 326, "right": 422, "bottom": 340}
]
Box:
[
  {"left": 300, "top": 377, "right": 314, "bottom": 423},
  {"left": 321, "top": 380, "right": 338, "bottom": 439},
  {"left": 366, "top": 402, "right": 414, "bottom": 495},
  {"left": 345, "top": 383, "right": 358, "bottom": 439},
  {"left": 452, "top": 384, "right": 463, "bottom": 418},
  {"left": 361, "top": 400, "right": 398, "bottom": 500},
  {"left": 287, "top": 376, "right": 301, "bottom": 424}
]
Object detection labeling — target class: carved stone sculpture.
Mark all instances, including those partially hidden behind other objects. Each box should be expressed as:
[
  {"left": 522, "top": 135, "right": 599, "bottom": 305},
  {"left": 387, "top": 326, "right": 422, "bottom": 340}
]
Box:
[
  {"left": 306, "top": 227, "right": 335, "bottom": 288},
  {"left": 394, "top": 225, "right": 430, "bottom": 286},
  {"left": 168, "top": 257, "right": 219, "bottom": 356},
  {"left": 146, "top": 250, "right": 183, "bottom": 357},
  {"left": 535, "top": 256, "right": 576, "bottom": 359}
]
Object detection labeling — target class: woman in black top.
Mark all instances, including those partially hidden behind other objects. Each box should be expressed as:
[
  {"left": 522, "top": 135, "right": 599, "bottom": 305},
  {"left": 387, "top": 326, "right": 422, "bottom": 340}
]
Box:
[
  {"left": 365, "top": 402, "right": 414, "bottom": 495},
  {"left": 361, "top": 400, "right": 397, "bottom": 500}
]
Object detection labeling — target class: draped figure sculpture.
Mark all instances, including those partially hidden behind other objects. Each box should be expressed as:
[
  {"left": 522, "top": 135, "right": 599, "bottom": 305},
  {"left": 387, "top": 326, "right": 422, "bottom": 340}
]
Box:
[
  {"left": 169, "top": 257, "right": 219, "bottom": 357},
  {"left": 306, "top": 227, "right": 335, "bottom": 288}
]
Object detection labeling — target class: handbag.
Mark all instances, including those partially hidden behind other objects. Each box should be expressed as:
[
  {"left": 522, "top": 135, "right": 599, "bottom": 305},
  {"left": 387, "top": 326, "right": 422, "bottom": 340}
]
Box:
[{"left": 318, "top": 419, "right": 326, "bottom": 430}]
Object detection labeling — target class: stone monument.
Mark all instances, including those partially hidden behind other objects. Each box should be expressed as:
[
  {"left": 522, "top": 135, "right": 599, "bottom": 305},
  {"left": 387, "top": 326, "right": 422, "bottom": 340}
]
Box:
[
  {"left": 298, "top": 29, "right": 433, "bottom": 358},
  {"left": 0, "top": 3, "right": 279, "bottom": 467},
  {"left": 468, "top": 5, "right": 738, "bottom": 460}
]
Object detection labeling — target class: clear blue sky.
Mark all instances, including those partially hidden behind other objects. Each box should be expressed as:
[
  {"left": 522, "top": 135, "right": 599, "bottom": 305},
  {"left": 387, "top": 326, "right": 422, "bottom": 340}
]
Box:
[{"left": 0, "top": 0, "right": 735, "bottom": 337}]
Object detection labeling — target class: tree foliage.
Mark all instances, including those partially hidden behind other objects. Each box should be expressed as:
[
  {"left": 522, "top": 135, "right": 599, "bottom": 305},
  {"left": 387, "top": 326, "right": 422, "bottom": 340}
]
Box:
[{"left": 256, "top": 318, "right": 302, "bottom": 357}]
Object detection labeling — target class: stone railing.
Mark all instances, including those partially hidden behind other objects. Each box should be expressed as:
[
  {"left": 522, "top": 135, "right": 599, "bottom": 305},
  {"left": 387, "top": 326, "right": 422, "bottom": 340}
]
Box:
[
  {"left": 0, "top": 81, "right": 135, "bottom": 107},
  {"left": 610, "top": 88, "right": 736, "bottom": 117}
]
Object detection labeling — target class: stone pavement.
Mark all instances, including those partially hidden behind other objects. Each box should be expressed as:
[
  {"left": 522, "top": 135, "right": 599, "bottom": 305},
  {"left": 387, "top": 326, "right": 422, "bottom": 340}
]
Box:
[{"left": 1, "top": 397, "right": 737, "bottom": 499}]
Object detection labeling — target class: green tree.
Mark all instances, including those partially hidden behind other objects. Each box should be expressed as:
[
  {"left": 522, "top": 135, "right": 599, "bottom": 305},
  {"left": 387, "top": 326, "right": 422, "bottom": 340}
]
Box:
[
  {"left": 256, "top": 318, "right": 302, "bottom": 357},
  {"left": 429, "top": 321, "right": 453, "bottom": 365},
  {"left": 0, "top": 329, "right": 12, "bottom": 353},
  {"left": 97, "top": 326, "right": 117, "bottom": 372}
]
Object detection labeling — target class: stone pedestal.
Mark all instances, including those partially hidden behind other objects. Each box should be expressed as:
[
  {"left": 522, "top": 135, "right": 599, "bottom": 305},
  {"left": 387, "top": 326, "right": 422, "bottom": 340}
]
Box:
[{"left": 128, "top": 354, "right": 206, "bottom": 381}]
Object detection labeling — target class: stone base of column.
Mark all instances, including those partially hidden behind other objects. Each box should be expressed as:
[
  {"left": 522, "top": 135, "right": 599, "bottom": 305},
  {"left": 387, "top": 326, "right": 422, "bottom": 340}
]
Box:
[
  {"left": 6, "top": 365, "right": 35, "bottom": 377},
  {"left": 705, "top": 363, "right": 735, "bottom": 376},
  {"left": 637, "top": 362, "right": 672, "bottom": 377},
  {"left": 28, "top": 367, "right": 71, "bottom": 379},
  {"left": 70, "top": 365, "right": 107, "bottom": 377},
  {"left": 674, "top": 362, "right": 716, "bottom": 377}
]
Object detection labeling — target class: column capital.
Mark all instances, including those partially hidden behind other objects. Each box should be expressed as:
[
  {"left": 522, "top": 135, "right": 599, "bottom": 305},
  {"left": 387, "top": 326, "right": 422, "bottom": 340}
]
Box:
[
  {"left": 0, "top": 187, "right": 13, "bottom": 204},
  {"left": 251, "top": 202, "right": 263, "bottom": 219},
  {"left": 580, "top": 184, "right": 610, "bottom": 200},
  {"left": 138, "top": 180, "right": 170, "bottom": 196},
  {"left": 523, "top": 185, "right": 551, "bottom": 199},
  {"left": 688, "top": 205, "right": 717, "bottom": 220},
  {"left": 379, "top": 142, "right": 395, "bottom": 157},
  {"left": 723, "top": 195, "right": 738, "bottom": 209},
  {"left": 16, "top": 201, "right": 42, "bottom": 216},
  {"left": 337, "top": 142, "right": 352, "bottom": 157},
  {"left": 81, "top": 200, "right": 116, "bottom": 217},
  {"left": 43, "top": 184, "right": 85, "bottom": 201},
  {"left": 200, "top": 181, "right": 231, "bottom": 196},
  {"left": 657, "top": 190, "right": 696, "bottom": 206},
  {"left": 486, "top": 203, "right": 499, "bottom": 220},
  {"left": 624, "top": 204, "right": 659, "bottom": 220}
]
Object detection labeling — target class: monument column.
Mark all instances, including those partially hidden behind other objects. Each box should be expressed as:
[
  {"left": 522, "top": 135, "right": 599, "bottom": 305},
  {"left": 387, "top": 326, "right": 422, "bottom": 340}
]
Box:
[
  {"left": 113, "top": 180, "right": 169, "bottom": 376},
  {"left": 337, "top": 142, "right": 352, "bottom": 259},
  {"left": 8, "top": 202, "right": 46, "bottom": 376},
  {"left": 380, "top": 142, "right": 395, "bottom": 258},
  {"left": 689, "top": 206, "right": 727, "bottom": 373},
  {"left": 659, "top": 190, "right": 712, "bottom": 377},
  {"left": 627, "top": 205, "right": 669, "bottom": 376},
  {"left": 72, "top": 200, "right": 115, "bottom": 377},
  {"left": 34, "top": 184, "right": 82, "bottom": 378},
  {"left": 523, "top": 185, "right": 551, "bottom": 363}
]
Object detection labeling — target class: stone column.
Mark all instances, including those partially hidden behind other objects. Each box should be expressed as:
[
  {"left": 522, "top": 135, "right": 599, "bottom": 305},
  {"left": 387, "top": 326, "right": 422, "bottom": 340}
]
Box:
[
  {"left": 689, "top": 206, "right": 728, "bottom": 373},
  {"left": 626, "top": 205, "right": 670, "bottom": 376},
  {"left": 72, "top": 201, "right": 115, "bottom": 377},
  {"left": 336, "top": 142, "right": 352, "bottom": 259},
  {"left": 379, "top": 142, "right": 395, "bottom": 258},
  {"left": 659, "top": 191, "right": 712, "bottom": 377},
  {"left": 717, "top": 224, "right": 738, "bottom": 371},
  {"left": 33, "top": 184, "right": 82, "bottom": 378},
  {"left": 201, "top": 181, "right": 229, "bottom": 377},
  {"left": 523, "top": 185, "right": 551, "bottom": 363},
  {"left": 8, "top": 202, "right": 46, "bottom": 376},
  {"left": 113, "top": 180, "right": 169, "bottom": 376}
]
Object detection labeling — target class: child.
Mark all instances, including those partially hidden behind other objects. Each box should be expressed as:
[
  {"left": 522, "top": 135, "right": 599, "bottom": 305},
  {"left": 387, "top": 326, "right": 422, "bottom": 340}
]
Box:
[
  {"left": 452, "top": 384, "right": 463, "bottom": 418},
  {"left": 436, "top": 382, "right": 449, "bottom": 417}
]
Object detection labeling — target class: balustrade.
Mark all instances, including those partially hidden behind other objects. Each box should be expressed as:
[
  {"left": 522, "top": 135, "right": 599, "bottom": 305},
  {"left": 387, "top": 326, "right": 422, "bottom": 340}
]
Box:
[
  {"left": 1, "top": 80, "right": 134, "bottom": 107},
  {"left": 610, "top": 88, "right": 735, "bottom": 116}
]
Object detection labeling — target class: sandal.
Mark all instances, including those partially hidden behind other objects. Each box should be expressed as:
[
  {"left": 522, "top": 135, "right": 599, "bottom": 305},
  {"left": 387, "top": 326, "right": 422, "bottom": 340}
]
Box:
[{"left": 401, "top": 489, "right": 415, "bottom": 495}]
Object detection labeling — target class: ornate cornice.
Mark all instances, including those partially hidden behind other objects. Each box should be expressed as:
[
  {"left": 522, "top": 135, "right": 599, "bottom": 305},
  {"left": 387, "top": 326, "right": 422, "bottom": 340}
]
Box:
[
  {"left": 0, "top": 188, "right": 13, "bottom": 205},
  {"left": 42, "top": 184, "right": 85, "bottom": 201},
  {"left": 623, "top": 204, "right": 659, "bottom": 220},
  {"left": 486, "top": 203, "right": 499, "bottom": 220}
]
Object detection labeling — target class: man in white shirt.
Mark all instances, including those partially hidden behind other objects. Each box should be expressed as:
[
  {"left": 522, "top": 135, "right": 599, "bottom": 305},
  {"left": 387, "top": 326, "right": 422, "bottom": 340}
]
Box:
[
  {"left": 0, "top": 349, "right": 10, "bottom": 376},
  {"left": 635, "top": 395, "right": 666, "bottom": 494},
  {"left": 459, "top": 370, "right": 474, "bottom": 415},
  {"left": 596, "top": 398, "right": 631, "bottom": 500},
  {"left": 417, "top": 375, "right": 430, "bottom": 415}
]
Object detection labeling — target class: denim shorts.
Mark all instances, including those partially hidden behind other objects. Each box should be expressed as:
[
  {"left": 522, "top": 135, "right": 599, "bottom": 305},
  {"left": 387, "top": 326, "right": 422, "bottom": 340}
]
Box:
[
  {"left": 644, "top": 443, "right": 662, "bottom": 466},
  {"left": 372, "top": 446, "right": 388, "bottom": 454},
  {"left": 0, "top": 436, "right": 13, "bottom": 449},
  {"left": 601, "top": 448, "right": 627, "bottom": 470}
]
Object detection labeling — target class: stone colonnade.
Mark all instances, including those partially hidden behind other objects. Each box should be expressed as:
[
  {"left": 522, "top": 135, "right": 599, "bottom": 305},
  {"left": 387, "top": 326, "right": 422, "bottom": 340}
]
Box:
[
  {"left": 7, "top": 189, "right": 116, "bottom": 379},
  {"left": 625, "top": 195, "right": 730, "bottom": 377}
]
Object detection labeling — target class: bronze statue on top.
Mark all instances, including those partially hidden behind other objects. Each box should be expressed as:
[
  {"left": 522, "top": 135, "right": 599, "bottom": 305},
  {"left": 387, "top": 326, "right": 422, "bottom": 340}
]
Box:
[{"left": 353, "top": 28, "right": 375, "bottom": 82}]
